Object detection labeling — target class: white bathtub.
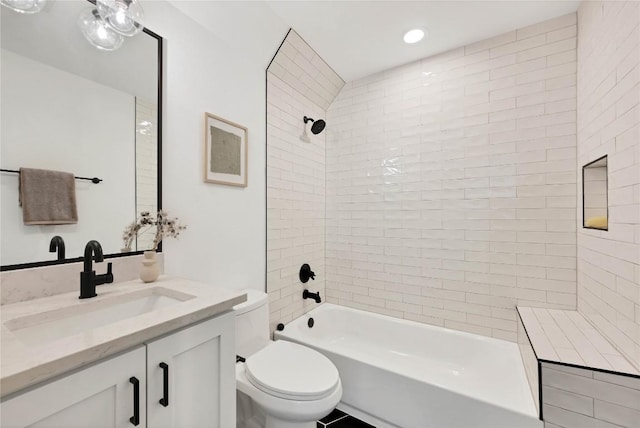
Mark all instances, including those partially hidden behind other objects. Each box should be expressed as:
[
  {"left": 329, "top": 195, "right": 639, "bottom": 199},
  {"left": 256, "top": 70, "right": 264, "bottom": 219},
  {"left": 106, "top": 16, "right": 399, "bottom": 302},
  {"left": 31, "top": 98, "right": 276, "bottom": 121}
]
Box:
[{"left": 274, "top": 304, "right": 541, "bottom": 428}]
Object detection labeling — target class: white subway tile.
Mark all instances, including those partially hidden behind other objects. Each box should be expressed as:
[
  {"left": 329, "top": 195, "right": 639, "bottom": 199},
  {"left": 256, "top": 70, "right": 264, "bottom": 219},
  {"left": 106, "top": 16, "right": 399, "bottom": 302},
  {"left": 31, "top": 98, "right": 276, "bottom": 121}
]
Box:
[
  {"left": 294, "top": 12, "right": 610, "bottom": 346},
  {"left": 547, "top": 25, "right": 577, "bottom": 44},
  {"left": 543, "top": 385, "right": 594, "bottom": 416},
  {"left": 543, "top": 404, "right": 622, "bottom": 428},
  {"left": 594, "top": 400, "right": 640, "bottom": 428},
  {"left": 517, "top": 13, "right": 577, "bottom": 40}
]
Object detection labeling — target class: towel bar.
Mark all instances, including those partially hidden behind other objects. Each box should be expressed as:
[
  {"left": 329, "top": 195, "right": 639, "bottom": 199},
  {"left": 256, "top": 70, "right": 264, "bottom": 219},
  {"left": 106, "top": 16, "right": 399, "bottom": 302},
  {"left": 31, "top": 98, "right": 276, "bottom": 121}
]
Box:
[{"left": 0, "top": 168, "right": 102, "bottom": 184}]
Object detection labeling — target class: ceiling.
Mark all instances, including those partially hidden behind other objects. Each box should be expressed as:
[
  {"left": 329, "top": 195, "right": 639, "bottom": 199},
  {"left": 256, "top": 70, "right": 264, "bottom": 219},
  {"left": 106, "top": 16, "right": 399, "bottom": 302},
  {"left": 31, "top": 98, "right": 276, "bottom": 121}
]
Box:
[
  {"left": 168, "top": 1, "right": 581, "bottom": 83},
  {"left": 265, "top": 0, "right": 581, "bottom": 82}
]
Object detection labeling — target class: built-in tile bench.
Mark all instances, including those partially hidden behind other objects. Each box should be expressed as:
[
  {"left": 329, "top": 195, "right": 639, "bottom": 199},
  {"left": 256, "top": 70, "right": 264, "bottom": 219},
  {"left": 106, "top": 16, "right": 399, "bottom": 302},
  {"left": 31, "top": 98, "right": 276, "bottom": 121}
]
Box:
[{"left": 517, "top": 307, "right": 640, "bottom": 428}]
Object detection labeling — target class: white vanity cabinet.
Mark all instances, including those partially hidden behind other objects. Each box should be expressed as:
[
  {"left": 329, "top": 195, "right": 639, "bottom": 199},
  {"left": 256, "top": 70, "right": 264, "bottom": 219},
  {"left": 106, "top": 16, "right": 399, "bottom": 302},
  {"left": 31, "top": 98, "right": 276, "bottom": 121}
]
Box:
[
  {"left": 1, "top": 312, "right": 235, "bottom": 428},
  {"left": 1, "top": 346, "right": 147, "bottom": 428},
  {"left": 146, "top": 311, "right": 235, "bottom": 428}
]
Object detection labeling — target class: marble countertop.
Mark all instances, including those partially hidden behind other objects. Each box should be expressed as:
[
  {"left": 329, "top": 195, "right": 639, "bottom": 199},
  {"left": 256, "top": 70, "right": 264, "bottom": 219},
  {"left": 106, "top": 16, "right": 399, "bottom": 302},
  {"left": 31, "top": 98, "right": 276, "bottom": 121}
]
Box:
[{"left": 1, "top": 276, "right": 246, "bottom": 398}]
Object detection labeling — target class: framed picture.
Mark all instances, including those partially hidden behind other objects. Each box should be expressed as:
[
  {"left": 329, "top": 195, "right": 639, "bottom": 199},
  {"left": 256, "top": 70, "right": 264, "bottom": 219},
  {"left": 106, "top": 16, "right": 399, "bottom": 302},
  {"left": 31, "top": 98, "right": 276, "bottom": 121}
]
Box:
[{"left": 203, "top": 112, "right": 248, "bottom": 187}]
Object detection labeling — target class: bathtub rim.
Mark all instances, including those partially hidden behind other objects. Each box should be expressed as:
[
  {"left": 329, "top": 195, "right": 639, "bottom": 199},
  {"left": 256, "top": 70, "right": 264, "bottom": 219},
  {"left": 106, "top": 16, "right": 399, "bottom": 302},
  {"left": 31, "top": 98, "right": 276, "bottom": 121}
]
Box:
[{"left": 275, "top": 302, "right": 539, "bottom": 421}]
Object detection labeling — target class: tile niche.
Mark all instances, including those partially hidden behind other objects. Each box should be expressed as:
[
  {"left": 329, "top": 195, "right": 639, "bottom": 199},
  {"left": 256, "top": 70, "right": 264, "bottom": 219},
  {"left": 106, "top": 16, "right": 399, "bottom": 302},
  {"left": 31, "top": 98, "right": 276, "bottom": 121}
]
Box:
[{"left": 582, "top": 155, "right": 608, "bottom": 231}]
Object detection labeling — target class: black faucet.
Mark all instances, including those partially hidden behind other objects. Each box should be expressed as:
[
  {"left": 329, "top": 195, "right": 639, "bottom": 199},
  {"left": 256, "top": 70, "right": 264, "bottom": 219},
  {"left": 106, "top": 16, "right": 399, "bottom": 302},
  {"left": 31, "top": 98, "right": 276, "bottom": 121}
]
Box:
[
  {"left": 303, "top": 289, "right": 321, "bottom": 303},
  {"left": 79, "top": 240, "right": 114, "bottom": 299},
  {"left": 49, "top": 236, "right": 65, "bottom": 261}
]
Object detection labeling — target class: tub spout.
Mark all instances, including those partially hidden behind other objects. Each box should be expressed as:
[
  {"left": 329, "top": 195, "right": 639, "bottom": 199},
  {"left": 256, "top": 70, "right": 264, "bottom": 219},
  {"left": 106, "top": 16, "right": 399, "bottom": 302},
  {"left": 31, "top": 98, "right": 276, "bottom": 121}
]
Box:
[{"left": 303, "top": 289, "right": 321, "bottom": 303}]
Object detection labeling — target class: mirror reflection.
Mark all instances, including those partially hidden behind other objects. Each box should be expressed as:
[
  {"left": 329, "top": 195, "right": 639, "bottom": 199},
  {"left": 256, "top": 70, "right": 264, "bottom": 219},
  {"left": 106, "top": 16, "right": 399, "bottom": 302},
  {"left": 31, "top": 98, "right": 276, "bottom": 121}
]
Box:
[
  {"left": 0, "top": 0, "right": 160, "bottom": 268},
  {"left": 582, "top": 156, "right": 608, "bottom": 231}
]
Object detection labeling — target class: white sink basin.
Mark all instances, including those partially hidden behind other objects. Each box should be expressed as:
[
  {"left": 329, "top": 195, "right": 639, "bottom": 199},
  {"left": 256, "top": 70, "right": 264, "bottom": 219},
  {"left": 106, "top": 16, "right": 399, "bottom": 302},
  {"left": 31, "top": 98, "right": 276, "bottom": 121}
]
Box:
[{"left": 5, "top": 287, "right": 195, "bottom": 346}]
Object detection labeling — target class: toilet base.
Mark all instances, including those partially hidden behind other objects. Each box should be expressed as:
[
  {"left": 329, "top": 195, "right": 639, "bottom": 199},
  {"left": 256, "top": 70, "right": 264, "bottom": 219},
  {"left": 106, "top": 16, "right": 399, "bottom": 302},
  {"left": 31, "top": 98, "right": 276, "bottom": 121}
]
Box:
[
  {"left": 237, "top": 390, "right": 265, "bottom": 428},
  {"left": 238, "top": 390, "right": 318, "bottom": 428}
]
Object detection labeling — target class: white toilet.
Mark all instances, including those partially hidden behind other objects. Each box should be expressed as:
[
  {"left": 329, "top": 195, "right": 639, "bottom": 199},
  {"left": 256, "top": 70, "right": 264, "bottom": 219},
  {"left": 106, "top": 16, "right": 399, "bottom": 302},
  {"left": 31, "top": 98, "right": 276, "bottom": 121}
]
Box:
[{"left": 234, "top": 289, "right": 342, "bottom": 428}]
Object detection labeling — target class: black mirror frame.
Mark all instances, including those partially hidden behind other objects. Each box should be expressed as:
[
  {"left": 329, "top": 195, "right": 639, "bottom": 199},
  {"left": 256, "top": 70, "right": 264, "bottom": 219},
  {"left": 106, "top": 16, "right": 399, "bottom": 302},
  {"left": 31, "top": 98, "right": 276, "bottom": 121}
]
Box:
[{"left": 1, "top": 25, "right": 163, "bottom": 272}]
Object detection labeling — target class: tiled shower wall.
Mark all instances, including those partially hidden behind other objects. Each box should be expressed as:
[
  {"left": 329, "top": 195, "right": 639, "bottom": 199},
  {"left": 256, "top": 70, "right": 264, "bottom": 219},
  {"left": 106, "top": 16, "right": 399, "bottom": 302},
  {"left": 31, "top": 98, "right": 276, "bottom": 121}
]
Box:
[
  {"left": 576, "top": 0, "right": 640, "bottom": 370},
  {"left": 542, "top": 362, "right": 640, "bottom": 428},
  {"left": 266, "top": 30, "right": 344, "bottom": 332},
  {"left": 325, "top": 14, "right": 578, "bottom": 341}
]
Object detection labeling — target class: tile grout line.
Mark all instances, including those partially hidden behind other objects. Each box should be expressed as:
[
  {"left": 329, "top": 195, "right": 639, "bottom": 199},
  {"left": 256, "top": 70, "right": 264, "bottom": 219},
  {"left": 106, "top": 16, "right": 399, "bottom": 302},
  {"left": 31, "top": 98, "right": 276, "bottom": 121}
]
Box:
[{"left": 326, "top": 414, "right": 350, "bottom": 426}]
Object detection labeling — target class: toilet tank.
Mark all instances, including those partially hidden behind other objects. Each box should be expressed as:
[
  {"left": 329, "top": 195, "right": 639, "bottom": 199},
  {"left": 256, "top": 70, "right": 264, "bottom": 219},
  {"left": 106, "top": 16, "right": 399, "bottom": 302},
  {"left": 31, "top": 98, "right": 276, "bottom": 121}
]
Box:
[{"left": 234, "top": 289, "right": 270, "bottom": 357}]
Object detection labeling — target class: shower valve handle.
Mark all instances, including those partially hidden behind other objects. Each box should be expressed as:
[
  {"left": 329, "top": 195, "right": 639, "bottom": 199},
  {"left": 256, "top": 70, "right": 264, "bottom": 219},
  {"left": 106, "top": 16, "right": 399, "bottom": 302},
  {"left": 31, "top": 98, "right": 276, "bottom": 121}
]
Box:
[{"left": 299, "top": 263, "right": 315, "bottom": 283}]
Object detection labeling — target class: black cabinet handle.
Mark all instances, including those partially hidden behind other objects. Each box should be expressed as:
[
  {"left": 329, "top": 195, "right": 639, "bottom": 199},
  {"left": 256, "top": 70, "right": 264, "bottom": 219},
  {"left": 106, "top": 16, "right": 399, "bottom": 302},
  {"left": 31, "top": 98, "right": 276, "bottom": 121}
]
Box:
[
  {"left": 159, "top": 362, "right": 169, "bottom": 407},
  {"left": 129, "top": 377, "right": 140, "bottom": 426}
]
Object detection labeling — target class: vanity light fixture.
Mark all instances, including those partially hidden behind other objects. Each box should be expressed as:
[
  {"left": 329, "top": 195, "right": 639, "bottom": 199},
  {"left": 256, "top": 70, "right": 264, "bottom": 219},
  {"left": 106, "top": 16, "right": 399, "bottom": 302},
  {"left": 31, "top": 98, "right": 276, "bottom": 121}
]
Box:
[
  {"left": 78, "top": 0, "right": 145, "bottom": 51},
  {"left": 78, "top": 8, "right": 124, "bottom": 51},
  {"left": 97, "top": 0, "right": 145, "bottom": 37},
  {"left": 403, "top": 28, "right": 425, "bottom": 44},
  {"left": 0, "top": 0, "right": 47, "bottom": 14}
]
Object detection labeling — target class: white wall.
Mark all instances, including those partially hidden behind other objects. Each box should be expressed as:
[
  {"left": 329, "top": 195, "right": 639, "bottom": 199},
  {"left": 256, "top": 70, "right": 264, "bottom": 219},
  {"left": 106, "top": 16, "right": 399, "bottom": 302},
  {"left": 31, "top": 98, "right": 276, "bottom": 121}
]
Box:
[
  {"left": 266, "top": 30, "right": 344, "bottom": 332},
  {"left": 0, "top": 49, "right": 135, "bottom": 265},
  {"left": 143, "top": 1, "right": 287, "bottom": 291},
  {"left": 576, "top": 0, "right": 640, "bottom": 370},
  {"left": 326, "top": 14, "right": 578, "bottom": 342}
]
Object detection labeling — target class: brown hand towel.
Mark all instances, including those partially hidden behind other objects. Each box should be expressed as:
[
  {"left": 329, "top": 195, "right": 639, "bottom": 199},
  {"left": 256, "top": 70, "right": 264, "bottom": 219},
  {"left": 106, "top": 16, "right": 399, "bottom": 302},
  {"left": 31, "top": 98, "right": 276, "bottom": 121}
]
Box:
[{"left": 19, "top": 167, "right": 78, "bottom": 225}]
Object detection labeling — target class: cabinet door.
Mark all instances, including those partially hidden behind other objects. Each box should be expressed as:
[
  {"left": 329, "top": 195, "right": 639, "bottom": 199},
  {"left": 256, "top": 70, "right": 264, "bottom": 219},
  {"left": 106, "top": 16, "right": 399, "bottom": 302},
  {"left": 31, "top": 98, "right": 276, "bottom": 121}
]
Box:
[
  {"left": 146, "top": 312, "right": 235, "bottom": 428},
  {"left": 1, "top": 346, "right": 146, "bottom": 428}
]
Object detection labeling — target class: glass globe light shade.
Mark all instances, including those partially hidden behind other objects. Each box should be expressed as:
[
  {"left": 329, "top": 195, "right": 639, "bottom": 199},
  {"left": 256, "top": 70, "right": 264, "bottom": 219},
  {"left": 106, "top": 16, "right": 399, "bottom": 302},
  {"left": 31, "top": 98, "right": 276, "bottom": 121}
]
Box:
[
  {"left": 97, "top": 0, "right": 144, "bottom": 37},
  {"left": 0, "top": 0, "right": 47, "bottom": 14},
  {"left": 78, "top": 8, "right": 124, "bottom": 52}
]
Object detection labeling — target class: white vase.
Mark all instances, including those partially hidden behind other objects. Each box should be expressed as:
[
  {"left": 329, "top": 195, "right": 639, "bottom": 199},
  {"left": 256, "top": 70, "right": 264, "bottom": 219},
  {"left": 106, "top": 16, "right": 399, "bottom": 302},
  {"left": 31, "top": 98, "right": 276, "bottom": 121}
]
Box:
[{"left": 140, "top": 251, "right": 160, "bottom": 283}]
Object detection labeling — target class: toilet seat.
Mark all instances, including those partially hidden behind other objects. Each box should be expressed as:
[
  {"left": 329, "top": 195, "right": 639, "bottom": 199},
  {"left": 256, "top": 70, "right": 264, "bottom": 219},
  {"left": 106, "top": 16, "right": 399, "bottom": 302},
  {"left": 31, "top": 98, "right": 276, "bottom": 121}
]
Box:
[{"left": 245, "top": 340, "right": 340, "bottom": 401}]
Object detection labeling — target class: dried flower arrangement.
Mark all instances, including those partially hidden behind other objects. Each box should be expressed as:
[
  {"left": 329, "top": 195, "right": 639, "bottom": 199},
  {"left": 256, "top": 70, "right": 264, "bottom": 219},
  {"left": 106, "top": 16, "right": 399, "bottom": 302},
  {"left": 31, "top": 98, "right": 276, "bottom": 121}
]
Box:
[{"left": 122, "top": 210, "right": 187, "bottom": 251}]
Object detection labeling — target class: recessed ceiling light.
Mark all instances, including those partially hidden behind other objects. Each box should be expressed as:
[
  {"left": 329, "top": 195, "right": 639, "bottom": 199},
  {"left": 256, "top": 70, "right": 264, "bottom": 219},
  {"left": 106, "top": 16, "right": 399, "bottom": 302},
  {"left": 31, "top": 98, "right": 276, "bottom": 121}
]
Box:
[{"left": 403, "top": 28, "right": 425, "bottom": 44}]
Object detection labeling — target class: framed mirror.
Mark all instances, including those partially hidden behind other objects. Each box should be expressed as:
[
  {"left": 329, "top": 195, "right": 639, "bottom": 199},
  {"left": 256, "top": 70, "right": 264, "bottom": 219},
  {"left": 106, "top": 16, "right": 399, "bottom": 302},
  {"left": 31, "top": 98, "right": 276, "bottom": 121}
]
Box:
[
  {"left": 582, "top": 155, "right": 608, "bottom": 231},
  {"left": 0, "top": 0, "right": 162, "bottom": 270}
]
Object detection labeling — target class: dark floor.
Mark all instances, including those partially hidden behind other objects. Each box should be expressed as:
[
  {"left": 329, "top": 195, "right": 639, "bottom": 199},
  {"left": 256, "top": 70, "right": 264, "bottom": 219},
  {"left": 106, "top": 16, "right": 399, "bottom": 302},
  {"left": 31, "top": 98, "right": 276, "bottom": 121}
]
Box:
[{"left": 318, "top": 409, "right": 376, "bottom": 428}]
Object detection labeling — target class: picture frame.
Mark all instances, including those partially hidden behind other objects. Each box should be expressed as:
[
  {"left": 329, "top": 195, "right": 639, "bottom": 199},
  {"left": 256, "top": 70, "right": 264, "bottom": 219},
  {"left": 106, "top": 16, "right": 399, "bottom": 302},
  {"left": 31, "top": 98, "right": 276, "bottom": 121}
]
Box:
[{"left": 203, "top": 112, "right": 248, "bottom": 187}]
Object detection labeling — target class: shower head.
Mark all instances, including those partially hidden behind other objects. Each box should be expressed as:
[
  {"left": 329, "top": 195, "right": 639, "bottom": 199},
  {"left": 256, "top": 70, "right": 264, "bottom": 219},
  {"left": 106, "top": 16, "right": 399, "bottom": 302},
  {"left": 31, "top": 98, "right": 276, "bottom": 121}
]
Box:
[
  {"left": 311, "top": 119, "right": 326, "bottom": 135},
  {"left": 303, "top": 116, "right": 326, "bottom": 135}
]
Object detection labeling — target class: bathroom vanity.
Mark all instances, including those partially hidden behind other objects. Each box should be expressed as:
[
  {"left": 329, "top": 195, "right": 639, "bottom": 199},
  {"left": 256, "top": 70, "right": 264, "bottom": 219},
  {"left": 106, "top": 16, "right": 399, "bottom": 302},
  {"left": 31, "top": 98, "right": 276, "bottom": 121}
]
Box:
[{"left": 0, "top": 277, "right": 246, "bottom": 428}]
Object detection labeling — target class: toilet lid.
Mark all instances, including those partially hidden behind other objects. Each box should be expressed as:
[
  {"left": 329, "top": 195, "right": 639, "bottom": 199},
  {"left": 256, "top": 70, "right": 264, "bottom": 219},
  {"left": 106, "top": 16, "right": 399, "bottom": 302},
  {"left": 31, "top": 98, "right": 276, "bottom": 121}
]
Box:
[{"left": 245, "top": 340, "right": 339, "bottom": 401}]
